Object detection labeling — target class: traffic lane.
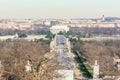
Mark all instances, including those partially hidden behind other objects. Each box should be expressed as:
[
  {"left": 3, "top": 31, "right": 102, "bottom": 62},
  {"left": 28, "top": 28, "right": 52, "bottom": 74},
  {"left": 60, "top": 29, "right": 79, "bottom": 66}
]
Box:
[
  {"left": 55, "top": 49, "right": 71, "bottom": 70},
  {"left": 56, "top": 35, "right": 66, "bottom": 46}
]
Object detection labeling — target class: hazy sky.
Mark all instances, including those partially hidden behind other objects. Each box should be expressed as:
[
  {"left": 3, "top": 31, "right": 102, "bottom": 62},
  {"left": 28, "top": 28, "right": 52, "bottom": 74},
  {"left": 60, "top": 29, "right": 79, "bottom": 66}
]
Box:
[{"left": 0, "top": 0, "right": 120, "bottom": 19}]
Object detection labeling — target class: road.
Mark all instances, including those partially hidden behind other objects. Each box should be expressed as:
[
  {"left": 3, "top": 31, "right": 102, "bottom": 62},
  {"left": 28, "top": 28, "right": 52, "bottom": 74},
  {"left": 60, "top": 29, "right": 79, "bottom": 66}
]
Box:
[
  {"left": 53, "top": 35, "right": 83, "bottom": 80},
  {"left": 56, "top": 35, "right": 66, "bottom": 46},
  {"left": 54, "top": 35, "right": 71, "bottom": 70}
]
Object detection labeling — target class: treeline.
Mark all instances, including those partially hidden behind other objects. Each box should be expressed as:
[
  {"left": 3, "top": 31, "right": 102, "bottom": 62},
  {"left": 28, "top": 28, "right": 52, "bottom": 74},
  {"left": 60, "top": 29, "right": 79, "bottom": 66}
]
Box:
[
  {"left": 0, "top": 26, "right": 49, "bottom": 36},
  {"left": 70, "top": 27, "right": 120, "bottom": 36}
]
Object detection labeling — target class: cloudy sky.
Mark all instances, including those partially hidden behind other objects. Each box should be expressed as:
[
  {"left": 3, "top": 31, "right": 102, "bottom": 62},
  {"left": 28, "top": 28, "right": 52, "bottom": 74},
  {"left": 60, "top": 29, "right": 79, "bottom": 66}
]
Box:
[{"left": 0, "top": 0, "right": 120, "bottom": 19}]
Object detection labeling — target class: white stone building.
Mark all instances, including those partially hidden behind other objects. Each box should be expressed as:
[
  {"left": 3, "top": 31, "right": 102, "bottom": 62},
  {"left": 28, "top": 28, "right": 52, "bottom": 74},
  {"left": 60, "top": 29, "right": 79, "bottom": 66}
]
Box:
[{"left": 50, "top": 25, "right": 69, "bottom": 34}]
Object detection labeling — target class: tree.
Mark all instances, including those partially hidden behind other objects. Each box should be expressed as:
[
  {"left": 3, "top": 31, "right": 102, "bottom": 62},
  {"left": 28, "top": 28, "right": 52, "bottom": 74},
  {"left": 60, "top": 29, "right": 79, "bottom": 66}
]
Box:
[{"left": 18, "top": 34, "right": 27, "bottom": 38}]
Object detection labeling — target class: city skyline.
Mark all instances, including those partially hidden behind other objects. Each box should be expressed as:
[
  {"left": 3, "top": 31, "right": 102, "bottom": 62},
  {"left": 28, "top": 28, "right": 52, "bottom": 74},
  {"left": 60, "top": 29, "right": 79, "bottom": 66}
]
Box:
[{"left": 0, "top": 0, "right": 120, "bottom": 19}]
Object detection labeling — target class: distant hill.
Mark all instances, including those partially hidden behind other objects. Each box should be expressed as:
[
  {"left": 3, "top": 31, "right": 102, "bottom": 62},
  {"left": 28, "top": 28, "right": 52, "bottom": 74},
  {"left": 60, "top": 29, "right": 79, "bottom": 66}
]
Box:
[{"left": 71, "top": 17, "right": 120, "bottom": 21}]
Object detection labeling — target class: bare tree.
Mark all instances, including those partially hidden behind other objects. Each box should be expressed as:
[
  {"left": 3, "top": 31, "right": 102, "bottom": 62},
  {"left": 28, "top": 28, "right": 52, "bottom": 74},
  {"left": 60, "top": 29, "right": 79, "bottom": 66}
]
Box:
[{"left": 0, "top": 40, "right": 60, "bottom": 80}]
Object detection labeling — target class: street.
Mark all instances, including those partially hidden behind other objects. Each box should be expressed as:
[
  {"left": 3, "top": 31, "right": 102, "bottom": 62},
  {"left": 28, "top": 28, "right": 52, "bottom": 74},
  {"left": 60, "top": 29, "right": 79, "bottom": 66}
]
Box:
[{"left": 55, "top": 35, "right": 71, "bottom": 70}]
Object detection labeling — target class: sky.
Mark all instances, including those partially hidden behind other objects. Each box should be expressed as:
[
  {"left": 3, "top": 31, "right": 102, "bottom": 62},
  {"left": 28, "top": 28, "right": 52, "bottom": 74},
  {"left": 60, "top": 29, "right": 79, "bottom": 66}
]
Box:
[{"left": 0, "top": 0, "right": 120, "bottom": 19}]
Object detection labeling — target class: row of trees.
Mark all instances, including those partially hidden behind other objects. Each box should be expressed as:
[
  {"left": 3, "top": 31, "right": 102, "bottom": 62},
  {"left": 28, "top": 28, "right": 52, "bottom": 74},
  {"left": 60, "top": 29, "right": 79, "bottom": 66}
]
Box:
[
  {"left": 73, "top": 50, "right": 92, "bottom": 79},
  {"left": 57, "top": 31, "right": 85, "bottom": 38}
]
